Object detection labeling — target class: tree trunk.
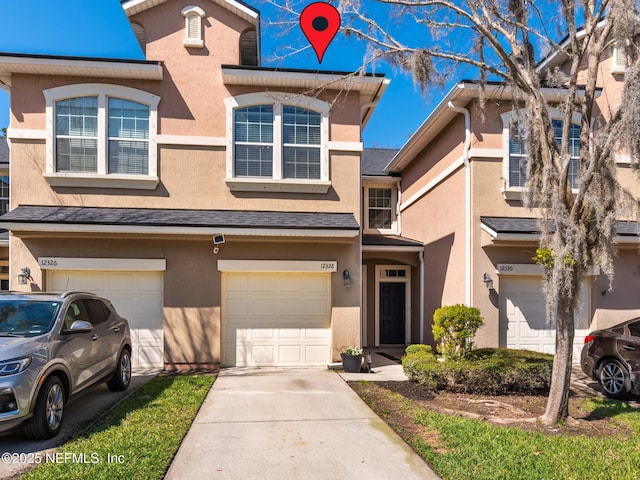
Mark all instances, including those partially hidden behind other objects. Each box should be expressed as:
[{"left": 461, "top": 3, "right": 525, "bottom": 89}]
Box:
[{"left": 540, "top": 293, "right": 575, "bottom": 425}]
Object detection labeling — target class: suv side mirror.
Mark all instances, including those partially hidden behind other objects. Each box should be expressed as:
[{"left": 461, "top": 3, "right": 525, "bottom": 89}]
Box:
[{"left": 62, "top": 320, "right": 94, "bottom": 334}]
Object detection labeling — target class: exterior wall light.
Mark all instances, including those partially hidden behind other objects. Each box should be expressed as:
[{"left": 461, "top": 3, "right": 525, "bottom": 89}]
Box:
[
  {"left": 343, "top": 269, "right": 351, "bottom": 287},
  {"left": 18, "top": 267, "right": 33, "bottom": 285},
  {"left": 483, "top": 272, "right": 493, "bottom": 290}
]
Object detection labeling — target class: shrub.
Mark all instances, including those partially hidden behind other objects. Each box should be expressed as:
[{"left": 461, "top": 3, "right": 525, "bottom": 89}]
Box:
[
  {"left": 402, "top": 347, "right": 553, "bottom": 395},
  {"left": 432, "top": 304, "right": 484, "bottom": 360}
]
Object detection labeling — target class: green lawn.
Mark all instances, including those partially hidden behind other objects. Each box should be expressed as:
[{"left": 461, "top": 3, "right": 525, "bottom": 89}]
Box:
[
  {"left": 352, "top": 382, "right": 640, "bottom": 480},
  {"left": 21, "top": 374, "right": 215, "bottom": 480}
]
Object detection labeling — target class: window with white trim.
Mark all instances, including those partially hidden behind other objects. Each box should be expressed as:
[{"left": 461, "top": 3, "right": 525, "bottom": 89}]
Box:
[
  {"left": 364, "top": 185, "right": 397, "bottom": 233},
  {"left": 502, "top": 110, "right": 581, "bottom": 199},
  {"left": 181, "top": 6, "right": 205, "bottom": 48},
  {"left": 368, "top": 188, "right": 392, "bottom": 229},
  {"left": 0, "top": 176, "right": 8, "bottom": 215},
  {"left": 509, "top": 119, "right": 580, "bottom": 189},
  {"left": 225, "top": 93, "right": 330, "bottom": 192},
  {"left": 44, "top": 84, "right": 160, "bottom": 189}
]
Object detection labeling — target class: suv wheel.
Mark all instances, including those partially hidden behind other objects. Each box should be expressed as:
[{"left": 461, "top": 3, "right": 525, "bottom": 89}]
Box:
[
  {"left": 598, "top": 358, "right": 631, "bottom": 399},
  {"left": 107, "top": 348, "right": 131, "bottom": 392},
  {"left": 23, "top": 376, "right": 65, "bottom": 439}
]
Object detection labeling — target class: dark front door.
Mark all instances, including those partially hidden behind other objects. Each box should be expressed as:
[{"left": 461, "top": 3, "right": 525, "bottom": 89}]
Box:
[{"left": 380, "top": 282, "right": 406, "bottom": 344}]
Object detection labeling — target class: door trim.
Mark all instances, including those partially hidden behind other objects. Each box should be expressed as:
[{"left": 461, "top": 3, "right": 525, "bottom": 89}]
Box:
[{"left": 374, "top": 264, "right": 411, "bottom": 346}]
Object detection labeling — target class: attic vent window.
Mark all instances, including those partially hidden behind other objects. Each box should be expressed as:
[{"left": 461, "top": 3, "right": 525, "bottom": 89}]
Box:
[{"left": 181, "top": 6, "right": 205, "bottom": 48}]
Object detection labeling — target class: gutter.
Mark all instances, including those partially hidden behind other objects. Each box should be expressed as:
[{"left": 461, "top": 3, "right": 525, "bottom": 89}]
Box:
[{"left": 447, "top": 102, "right": 472, "bottom": 307}]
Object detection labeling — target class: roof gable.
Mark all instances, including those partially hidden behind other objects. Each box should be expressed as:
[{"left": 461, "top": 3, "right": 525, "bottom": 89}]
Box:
[{"left": 122, "top": 0, "right": 259, "bottom": 25}]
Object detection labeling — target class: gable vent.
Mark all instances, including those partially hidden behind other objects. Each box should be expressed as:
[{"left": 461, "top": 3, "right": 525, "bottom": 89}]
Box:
[{"left": 612, "top": 44, "right": 628, "bottom": 74}]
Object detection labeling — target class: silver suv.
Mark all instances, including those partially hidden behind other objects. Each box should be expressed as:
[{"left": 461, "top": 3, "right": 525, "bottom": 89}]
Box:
[{"left": 0, "top": 291, "right": 132, "bottom": 439}]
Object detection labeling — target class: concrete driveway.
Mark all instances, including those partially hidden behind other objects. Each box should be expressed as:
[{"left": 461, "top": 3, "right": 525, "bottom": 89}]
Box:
[
  {"left": 165, "top": 367, "right": 440, "bottom": 480},
  {"left": 0, "top": 371, "right": 156, "bottom": 479}
]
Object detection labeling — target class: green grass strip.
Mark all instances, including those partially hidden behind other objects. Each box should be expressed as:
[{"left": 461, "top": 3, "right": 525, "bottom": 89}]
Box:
[
  {"left": 21, "top": 374, "right": 215, "bottom": 480},
  {"left": 354, "top": 383, "right": 640, "bottom": 480}
]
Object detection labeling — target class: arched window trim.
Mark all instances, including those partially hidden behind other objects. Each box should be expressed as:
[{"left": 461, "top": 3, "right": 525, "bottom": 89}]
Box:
[
  {"left": 181, "top": 6, "right": 205, "bottom": 48},
  {"left": 43, "top": 84, "right": 160, "bottom": 190},
  {"left": 223, "top": 92, "right": 331, "bottom": 193},
  {"left": 500, "top": 109, "right": 581, "bottom": 200}
]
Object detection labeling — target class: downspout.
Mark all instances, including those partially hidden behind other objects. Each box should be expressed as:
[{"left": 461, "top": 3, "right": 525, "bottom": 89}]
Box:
[
  {"left": 396, "top": 179, "right": 402, "bottom": 236},
  {"left": 419, "top": 250, "right": 425, "bottom": 343},
  {"left": 447, "top": 102, "right": 472, "bottom": 306}
]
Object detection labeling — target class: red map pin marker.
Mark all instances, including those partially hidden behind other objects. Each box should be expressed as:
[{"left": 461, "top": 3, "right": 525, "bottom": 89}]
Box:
[{"left": 300, "top": 2, "right": 340, "bottom": 63}]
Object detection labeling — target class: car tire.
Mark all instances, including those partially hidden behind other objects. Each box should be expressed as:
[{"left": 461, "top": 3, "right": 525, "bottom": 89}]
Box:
[
  {"left": 23, "top": 376, "right": 65, "bottom": 440},
  {"left": 598, "top": 358, "right": 632, "bottom": 399},
  {"left": 107, "top": 348, "right": 131, "bottom": 392}
]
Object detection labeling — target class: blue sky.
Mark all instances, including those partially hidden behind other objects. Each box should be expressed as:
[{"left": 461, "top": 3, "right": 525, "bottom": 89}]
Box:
[{"left": 0, "top": 0, "right": 454, "bottom": 148}]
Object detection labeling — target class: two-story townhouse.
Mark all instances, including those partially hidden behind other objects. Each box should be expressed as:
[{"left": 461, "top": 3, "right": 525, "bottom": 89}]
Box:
[
  {"left": 0, "top": 0, "right": 388, "bottom": 370},
  {"left": 385, "top": 42, "right": 640, "bottom": 358}
]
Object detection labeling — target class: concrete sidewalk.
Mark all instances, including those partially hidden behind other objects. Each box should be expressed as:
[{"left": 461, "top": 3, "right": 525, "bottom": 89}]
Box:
[{"left": 165, "top": 367, "right": 440, "bottom": 480}]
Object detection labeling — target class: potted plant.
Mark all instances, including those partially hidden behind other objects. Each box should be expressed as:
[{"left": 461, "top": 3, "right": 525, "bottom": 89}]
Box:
[{"left": 340, "top": 346, "right": 364, "bottom": 373}]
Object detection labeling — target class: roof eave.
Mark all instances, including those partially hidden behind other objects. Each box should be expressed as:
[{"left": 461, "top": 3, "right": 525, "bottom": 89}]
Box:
[
  {"left": 0, "top": 54, "right": 163, "bottom": 84},
  {"left": 221, "top": 66, "right": 389, "bottom": 125},
  {"left": 385, "top": 82, "right": 591, "bottom": 173}
]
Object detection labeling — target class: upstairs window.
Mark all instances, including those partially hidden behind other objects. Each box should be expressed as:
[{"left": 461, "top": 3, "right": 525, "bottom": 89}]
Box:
[
  {"left": 44, "top": 84, "right": 160, "bottom": 189},
  {"left": 55, "top": 96, "right": 98, "bottom": 172},
  {"left": 232, "top": 105, "right": 322, "bottom": 180},
  {"left": 508, "top": 119, "right": 580, "bottom": 189},
  {"left": 368, "top": 188, "right": 393, "bottom": 229},
  {"left": 108, "top": 98, "right": 150, "bottom": 175},
  {"left": 234, "top": 105, "right": 274, "bottom": 177},
  {"left": 283, "top": 106, "right": 321, "bottom": 179},
  {"left": 226, "top": 93, "right": 330, "bottom": 192},
  {"left": 0, "top": 176, "right": 8, "bottom": 215},
  {"left": 181, "top": 6, "right": 205, "bottom": 48}
]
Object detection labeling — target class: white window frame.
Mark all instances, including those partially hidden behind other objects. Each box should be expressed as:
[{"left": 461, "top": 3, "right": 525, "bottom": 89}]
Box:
[
  {"left": 364, "top": 183, "right": 398, "bottom": 234},
  {"left": 224, "top": 92, "right": 331, "bottom": 193},
  {"left": 501, "top": 109, "right": 581, "bottom": 200},
  {"left": 181, "top": 6, "right": 205, "bottom": 48},
  {"left": 44, "top": 84, "right": 160, "bottom": 189}
]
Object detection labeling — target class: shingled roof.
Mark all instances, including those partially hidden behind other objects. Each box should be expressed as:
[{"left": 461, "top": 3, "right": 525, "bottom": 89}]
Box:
[
  {"left": 0, "top": 205, "right": 359, "bottom": 231},
  {"left": 0, "top": 137, "right": 8, "bottom": 168}
]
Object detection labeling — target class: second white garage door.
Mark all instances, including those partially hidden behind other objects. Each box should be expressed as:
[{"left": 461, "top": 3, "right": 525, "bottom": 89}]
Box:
[
  {"left": 500, "top": 276, "right": 590, "bottom": 360},
  {"left": 222, "top": 272, "right": 331, "bottom": 367},
  {"left": 48, "top": 270, "right": 164, "bottom": 369}
]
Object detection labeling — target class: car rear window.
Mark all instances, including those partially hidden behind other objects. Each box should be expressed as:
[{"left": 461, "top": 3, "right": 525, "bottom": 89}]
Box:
[
  {"left": 628, "top": 321, "right": 640, "bottom": 337},
  {"left": 0, "top": 300, "right": 60, "bottom": 337}
]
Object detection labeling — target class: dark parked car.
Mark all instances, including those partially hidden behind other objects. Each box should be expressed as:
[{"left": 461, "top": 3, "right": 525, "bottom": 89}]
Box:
[
  {"left": 0, "top": 291, "right": 132, "bottom": 439},
  {"left": 581, "top": 318, "right": 640, "bottom": 399}
]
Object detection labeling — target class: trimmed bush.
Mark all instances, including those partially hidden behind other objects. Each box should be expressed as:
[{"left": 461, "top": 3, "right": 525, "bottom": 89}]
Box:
[
  {"left": 432, "top": 304, "right": 483, "bottom": 360},
  {"left": 402, "top": 347, "right": 553, "bottom": 395}
]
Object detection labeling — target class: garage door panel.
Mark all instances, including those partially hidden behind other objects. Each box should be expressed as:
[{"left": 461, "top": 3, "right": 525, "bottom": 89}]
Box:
[
  {"left": 222, "top": 272, "right": 331, "bottom": 367},
  {"left": 252, "top": 346, "right": 276, "bottom": 364},
  {"left": 250, "top": 297, "right": 277, "bottom": 314},
  {"left": 501, "top": 276, "right": 590, "bottom": 363},
  {"left": 49, "top": 270, "right": 164, "bottom": 369}
]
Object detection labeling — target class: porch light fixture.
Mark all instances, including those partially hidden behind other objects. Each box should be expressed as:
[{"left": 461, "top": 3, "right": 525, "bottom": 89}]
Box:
[
  {"left": 342, "top": 269, "right": 351, "bottom": 287},
  {"left": 18, "top": 267, "right": 33, "bottom": 285},
  {"left": 483, "top": 272, "right": 493, "bottom": 290}
]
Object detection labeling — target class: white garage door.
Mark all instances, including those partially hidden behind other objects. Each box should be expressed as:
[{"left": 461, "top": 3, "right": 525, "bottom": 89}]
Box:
[
  {"left": 500, "top": 276, "right": 589, "bottom": 361},
  {"left": 222, "top": 272, "right": 331, "bottom": 367},
  {"left": 48, "top": 270, "right": 164, "bottom": 369}
]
